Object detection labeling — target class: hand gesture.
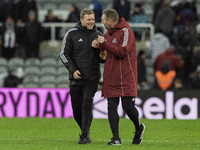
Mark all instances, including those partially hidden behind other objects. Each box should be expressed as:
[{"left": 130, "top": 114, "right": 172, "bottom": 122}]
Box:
[
  {"left": 73, "top": 70, "right": 81, "bottom": 79},
  {"left": 98, "top": 35, "right": 105, "bottom": 44},
  {"left": 100, "top": 50, "right": 107, "bottom": 60},
  {"left": 91, "top": 39, "right": 99, "bottom": 48}
]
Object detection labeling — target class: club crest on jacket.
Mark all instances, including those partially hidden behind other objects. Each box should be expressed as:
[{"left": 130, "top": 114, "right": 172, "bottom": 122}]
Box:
[{"left": 112, "top": 38, "right": 116, "bottom": 43}]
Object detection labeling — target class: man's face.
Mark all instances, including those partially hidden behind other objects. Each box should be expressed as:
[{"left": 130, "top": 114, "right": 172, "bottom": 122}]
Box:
[
  {"left": 29, "top": 14, "right": 36, "bottom": 22},
  {"left": 101, "top": 14, "right": 110, "bottom": 29},
  {"left": 6, "top": 17, "right": 14, "bottom": 25},
  {"left": 80, "top": 14, "right": 95, "bottom": 30}
]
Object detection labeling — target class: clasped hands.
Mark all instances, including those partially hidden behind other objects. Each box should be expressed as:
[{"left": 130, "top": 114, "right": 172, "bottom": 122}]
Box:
[
  {"left": 91, "top": 35, "right": 107, "bottom": 60},
  {"left": 91, "top": 35, "right": 105, "bottom": 48}
]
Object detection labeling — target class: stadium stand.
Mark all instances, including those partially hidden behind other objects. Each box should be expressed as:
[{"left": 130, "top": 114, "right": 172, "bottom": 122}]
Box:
[
  {"left": 57, "top": 75, "right": 69, "bottom": 88},
  {"left": 57, "top": 67, "right": 69, "bottom": 76},
  {"left": 1, "top": 0, "right": 200, "bottom": 89},
  {"left": 144, "top": 57, "right": 154, "bottom": 86},
  {"left": 39, "top": 50, "right": 59, "bottom": 59},
  {"left": 0, "top": 57, "right": 8, "bottom": 68},
  {"left": 22, "top": 82, "right": 40, "bottom": 88},
  {"left": 56, "top": 82, "right": 69, "bottom": 88},
  {"left": 0, "top": 66, "right": 7, "bottom": 74},
  {"left": 56, "top": 73, "right": 70, "bottom": 88},
  {"left": 40, "top": 75, "right": 57, "bottom": 88},
  {"left": 57, "top": 59, "right": 64, "bottom": 67},
  {"left": 25, "top": 58, "right": 41, "bottom": 67},
  {"left": 23, "top": 75, "right": 40, "bottom": 84},
  {"left": 57, "top": 75, "right": 68, "bottom": 83},
  {"left": 8, "top": 57, "right": 25, "bottom": 69},
  {"left": 40, "top": 58, "right": 58, "bottom": 67},
  {"left": 99, "top": 63, "right": 104, "bottom": 84},
  {"left": 41, "top": 82, "right": 56, "bottom": 88},
  {"left": 24, "top": 66, "right": 41, "bottom": 76},
  {"left": 41, "top": 66, "right": 57, "bottom": 76}
]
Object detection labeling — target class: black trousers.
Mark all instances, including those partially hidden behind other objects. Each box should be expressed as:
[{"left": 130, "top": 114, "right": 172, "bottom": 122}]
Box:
[
  {"left": 107, "top": 97, "right": 140, "bottom": 139},
  {"left": 2, "top": 47, "right": 15, "bottom": 60},
  {"left": 70, "top": 83, "right": 98, "bottom": 137},
  {"left": 24, "top": 42, "right": 39, "bottom": 58}
]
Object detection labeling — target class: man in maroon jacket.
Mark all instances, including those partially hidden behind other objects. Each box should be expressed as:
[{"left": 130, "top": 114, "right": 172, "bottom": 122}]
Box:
[
  {"left": 93, "top": 9, "right": 145, "bottom": 145},
  {"left": 154, "top": 48, "right": 184, "bottom": 71}
]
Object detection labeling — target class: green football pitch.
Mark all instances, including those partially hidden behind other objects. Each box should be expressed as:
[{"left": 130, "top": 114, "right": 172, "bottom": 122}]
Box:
[{"left": 0, "top": 118, "right": 199, "bottom": 150}]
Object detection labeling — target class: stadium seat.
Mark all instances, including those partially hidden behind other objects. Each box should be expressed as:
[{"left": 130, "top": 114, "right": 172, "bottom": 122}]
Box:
[
  {"left": 8, "top": 57, "right": 24, "bottom": 68},
  {"left": 22, "top": 82, "right": 40, "bottom": 88},
  {"left": 25, "top": 58, "right": 41, "bottom": 67},
  {"left": 41, "top": 57, "right": 57, "bottom": 67},
  {"left": 42, "top": 2, "right": 57, "bottom": 10},
  {"left": 41, "top": 83, "right": 56, "bottom": 88},
  {"left": 0, "top": 57, "right": 8, "bottom": 68},
  {"left": 145, "top": 58, "right": 153, "bottom": 67},
  {"left": 146, "top": 75, "right": 155, "bottom": 85},
  {"left": 40, "top": 74, "right": 57, "bottom": 88},
  {"left": 41, "top": 66, "right": 57, "bottom": 76},
  {"left": 57, "top": 66, "right": 69, "bottom": 76},
  {"left": 99, "top": 63, "right": 104, "bottom": 84},
  {"left": 56, "top": 74, "right": 69, "bottom": 87},
  {"left": 24, "top": 66, "right": 41, "bottom": 76},
  {"left": 146, "top": 67, "right": 154, "bottom": 77},
  {"left": 57, "top": 59, "right": 64, "bottom": 67},
  {"left": 23, "top": 75, "right": 40, "bottom": 84},
  {"left": 40, "top": 75, "right": 56, "bottom": 84},
  {"left": 146, "top": 66, "right": 154, "bottom": 85},
  {"left": 57, "top": 75, "right": 68, "bottom": 83},
  {"left": 0, "top": 66, "right": 7, "bottom": 74},
  {"left": 40, "top": 50, "right": 58, "bottom": 59},
  {"left": 56, "top": 83, "right": 69, "bottom": 88}
]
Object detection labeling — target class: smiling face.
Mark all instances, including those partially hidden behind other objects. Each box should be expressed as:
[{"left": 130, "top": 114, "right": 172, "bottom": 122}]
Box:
[
  {"left": 101, "top": 9, "right": 119, "bottom": 30},
  {"left": 80, "top": 14, "right": 95, "bottom": 30}
]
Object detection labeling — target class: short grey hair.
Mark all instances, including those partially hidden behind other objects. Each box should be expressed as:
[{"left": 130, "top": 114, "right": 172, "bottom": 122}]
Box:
[{"left": 103, "top": 9, "right": 119, "bottom": 22}]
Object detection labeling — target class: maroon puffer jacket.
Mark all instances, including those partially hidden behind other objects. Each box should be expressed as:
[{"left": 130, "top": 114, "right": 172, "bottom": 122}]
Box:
[
  {"left": 154, "top": 48, "right": 184, "bottom": 71},
  {"left": 99, "top": 17, "right": 137, "bottom": 98}
]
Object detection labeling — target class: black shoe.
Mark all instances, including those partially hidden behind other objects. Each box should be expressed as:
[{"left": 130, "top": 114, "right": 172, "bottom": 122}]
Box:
[
  {"left": 132, "top": 123, "right": 145, "bottom": 144},
  {"left": 78, "top": 135, "right": 87, "bottom": 144},
  {"left": 86, "top": 130, "right": 91, "bottom": 143},
  {"left": 107, "top": 138, "right": 121, "bottom": 145}
]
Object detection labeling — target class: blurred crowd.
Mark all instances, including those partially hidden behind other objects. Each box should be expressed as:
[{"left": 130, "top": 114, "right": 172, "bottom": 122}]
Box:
[
  {"left": 0, "top": 0, "right": 200, "bottom": 90},
  {"left": 139, "top": 0, "right": 200, "bottom": 90},
  {"left": 0, "top": 0, "right": 83, "bottom": 59}
]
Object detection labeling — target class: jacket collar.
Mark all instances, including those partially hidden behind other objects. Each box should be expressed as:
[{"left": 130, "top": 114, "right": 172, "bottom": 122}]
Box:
[
  {"left": 75, "top": 21, "right": 97, "bottom": 32},
  {"left": 107, "top": 16, "right": 129, "bottom": 35}
]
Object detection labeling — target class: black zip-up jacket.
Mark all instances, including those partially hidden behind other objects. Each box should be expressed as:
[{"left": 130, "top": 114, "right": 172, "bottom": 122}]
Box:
[{"left": 59, "top": 22, "right": 103, "bottom": 85}]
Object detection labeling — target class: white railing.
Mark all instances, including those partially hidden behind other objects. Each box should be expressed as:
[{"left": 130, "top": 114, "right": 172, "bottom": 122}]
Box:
[
  {"left": 196, "top": 24, "right": 200, "bottom": 34},
  {"left": 42, "top": 23, "right": 106, "bottom": 41},
  {"left": 42, "top": 22, "right": 155, "bottom": 41},
  {"left": 129, "top": 23, "right": 155, "bottom": 40},
  {"left": 0, "top": 22, "right": 154, "bottom": 42}
]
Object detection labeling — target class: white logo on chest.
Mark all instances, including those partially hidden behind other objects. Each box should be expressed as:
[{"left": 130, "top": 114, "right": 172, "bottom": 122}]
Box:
[
  {"left": 112, "top": 38, "right": 116, "bottom": 43},
  {"left": 78, "top": 38, "right": 83, "bottom": 42}
]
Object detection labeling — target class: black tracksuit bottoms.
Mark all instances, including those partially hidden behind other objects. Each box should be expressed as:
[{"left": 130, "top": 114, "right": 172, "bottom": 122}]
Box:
[
  {"left": 70, "top": 83, "right": 98, "bottom": 137},
  {"left": 107, "top": 97, "right": 141, "bottom": 139}
]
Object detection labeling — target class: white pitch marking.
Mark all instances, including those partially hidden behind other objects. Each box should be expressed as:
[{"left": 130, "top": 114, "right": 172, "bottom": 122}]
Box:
[{"left": 0, "top": 138, "right": 200, "bottom": 143}]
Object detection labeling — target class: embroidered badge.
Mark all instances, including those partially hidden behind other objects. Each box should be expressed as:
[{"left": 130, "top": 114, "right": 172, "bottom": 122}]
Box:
[{"left": 112, "top": 38, "right": 116, "bottom": 43}]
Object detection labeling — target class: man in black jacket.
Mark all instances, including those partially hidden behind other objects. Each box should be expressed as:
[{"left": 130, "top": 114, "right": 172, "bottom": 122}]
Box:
[
  {"left": 23, "top": 10, "right": 42, "bottom": 58},
  {"left": 59, "top": 8, "right": 104, "bottom": 144}
]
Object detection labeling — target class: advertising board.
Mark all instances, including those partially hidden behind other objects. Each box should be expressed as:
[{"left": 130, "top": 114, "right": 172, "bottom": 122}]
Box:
[{"left": 0, "top": 88, "right": 199, "bottom": 119}]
